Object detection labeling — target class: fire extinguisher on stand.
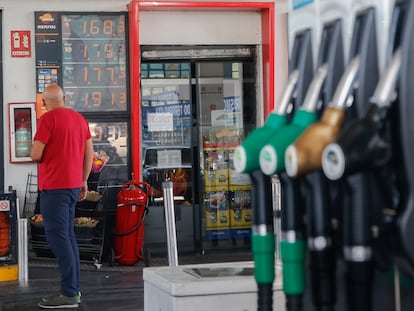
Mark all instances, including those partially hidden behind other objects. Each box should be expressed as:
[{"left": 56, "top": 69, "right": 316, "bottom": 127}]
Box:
[
  {"left": 112, "top": 177, "right": 151, "bottom": 266},
  {"left": 0, "top": 212, "right": 10, "bottom": 257}
]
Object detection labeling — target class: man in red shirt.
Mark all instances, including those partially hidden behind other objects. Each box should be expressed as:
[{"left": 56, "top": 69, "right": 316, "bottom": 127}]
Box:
[{"left": 31, "top": 84, "right": 94, "bottom": 309}]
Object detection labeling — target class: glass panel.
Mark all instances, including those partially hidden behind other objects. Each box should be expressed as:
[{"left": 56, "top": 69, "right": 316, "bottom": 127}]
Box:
[
  {"left": 88, "top": 121, "right": 128, "bottom": 187},
  {"left": 140, "top": 75, "right": 192, "bottom": 206},
  {"left": 139, "top": 58, "right": 256, "bottom": 254},
  {"left": 14, "top": 108, "right": 33, "bottom": 158},
  {"left": 141, "top": 78, "right": 192, "bottom": 148},
  {"left": 197, "top": 61, "right": 256, "bottom": 249}
]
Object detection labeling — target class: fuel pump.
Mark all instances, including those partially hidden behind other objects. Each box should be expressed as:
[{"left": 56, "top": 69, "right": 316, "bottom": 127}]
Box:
[
  {"left": 257, "top": 59, "right": 328, "bottom": 311},
  {"left": 233, "top": 28, "right": 314, "bottom": 311},
  {"left": 321, "top": 43, "right": 401, "bottom": 311},
  {"left": 272, "top": 18, "right": 345, "bottom": 311},
  {"left": 285, "top": 8, "right": 378, "bottom": 310},
  {"left": 257, "top": 62, "right": 333, "bottom": 311},
  {"left": 232, "top": 70, "right": 295, "bottom": 311},
  {"left": 283, "top": 26, "right": 358, "bottom": 311},
  {"left": 285, "top": 9, "right": 378, "bottom": 310},
  {"left": 256, "top": 27, "right": 345, "bottom": 311},
  {"left": 396, "top": 0, "right": 414, "bottom": 272},
  {"left": 320, "top": 3, "right": 412, "bottom": 310}
]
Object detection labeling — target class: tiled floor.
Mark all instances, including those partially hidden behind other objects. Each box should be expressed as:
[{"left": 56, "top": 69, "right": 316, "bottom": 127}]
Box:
[
  {"left": 0, "top": 251, "right": 253, "bottom": 311},
  {"left": 3, "top": 250, "right": 414, "bottom": 310},
  {"left": 0, "top": 265, "right": 144, "bottom": 311}
]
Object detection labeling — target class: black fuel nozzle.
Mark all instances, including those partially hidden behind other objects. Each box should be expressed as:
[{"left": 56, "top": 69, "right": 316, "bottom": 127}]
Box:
[
  {"left": 320, "top": 47, "right": 401, "bottom": 311},
  {"left": 342, "top": 172, "right": 376, "bottom": 311},
  {"left": 322, "top": 49, "right": 401, "bottom": 181},
  {"left": 282, "top": 56, "right": 361, "bottom": 311},
  {"left": 250, "top": 170, "right": 274, "bottom": 311},
  {"left": 321, "top": 104, "right": 392, "bottom": 180}
]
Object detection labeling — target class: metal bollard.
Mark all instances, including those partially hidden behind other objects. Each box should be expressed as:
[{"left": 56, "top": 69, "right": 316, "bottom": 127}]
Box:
[
  {"left": 18, "top": 218, "right": 28, "bottom": 284},
  {"left": 271, "top": 175, "right": 281, "bottom": 262},
  {"left": 162, "top": 181, "right": 179, "bottom": 266}
]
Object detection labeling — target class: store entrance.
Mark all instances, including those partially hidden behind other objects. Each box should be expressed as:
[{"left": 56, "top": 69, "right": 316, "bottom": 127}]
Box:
[{"left": 140, "top": 46, "right": 258, "bottom": 255}]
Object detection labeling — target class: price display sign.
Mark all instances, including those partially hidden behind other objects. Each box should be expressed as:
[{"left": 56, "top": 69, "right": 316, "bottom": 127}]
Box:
[{"left": 35, "top": 12, "right": 128, "bottom": 115}]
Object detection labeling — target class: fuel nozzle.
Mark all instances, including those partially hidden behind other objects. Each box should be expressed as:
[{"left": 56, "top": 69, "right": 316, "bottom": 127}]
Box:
[
  {"left": 322, "top": 49, "right": 400, "bottom": 180},
  {"left": 285, "top": 57, "right": 360, "bottom": 178},
  {"left": 259, "top": 64, "right": 329, "bottom": 175},
  {"left": 233, "top": 70, "right": 302, "bottom": 311},
  {"left": 250, "top": 170, "right": 275, "bottom": 311},
  {"left": 233, "top": 70, "right": 299, "bottom": 173}
]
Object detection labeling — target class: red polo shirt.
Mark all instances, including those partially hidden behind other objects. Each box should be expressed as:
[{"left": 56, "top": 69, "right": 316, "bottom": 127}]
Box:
[{"left": 34, "top": 107, "right": 92, "bottom": 190}]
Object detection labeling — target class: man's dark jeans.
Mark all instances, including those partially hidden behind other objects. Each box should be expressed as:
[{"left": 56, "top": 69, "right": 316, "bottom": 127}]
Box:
[{"left": 41, "top": 188, "right": 80, "bottom": 297}]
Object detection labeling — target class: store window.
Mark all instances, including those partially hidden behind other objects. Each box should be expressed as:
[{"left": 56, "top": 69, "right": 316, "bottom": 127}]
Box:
[{"left": 140, "top": 47, "right": 257, "bottom": 252}]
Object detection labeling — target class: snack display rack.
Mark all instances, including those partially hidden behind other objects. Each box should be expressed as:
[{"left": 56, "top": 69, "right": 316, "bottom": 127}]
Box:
[
  {"left": 202, "top": 130, "right": 252, "bottom": 241},
  {"left": 25, "top": 172, "right": 107, "bottom": 266}
]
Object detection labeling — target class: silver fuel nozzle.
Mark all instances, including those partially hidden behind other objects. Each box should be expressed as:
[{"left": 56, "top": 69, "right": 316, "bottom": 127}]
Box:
[
  {"left": 371, "top": 48, "right": 401, "bottom": 108},
  {"left": 300, "top": 63, "right": 329, "bottom": 112},
  {"left": 274, "top": 69, "right": 300, "bottom": 115},
  {"left": 330, "top": 56, "right": 360, "bottom": 109}
]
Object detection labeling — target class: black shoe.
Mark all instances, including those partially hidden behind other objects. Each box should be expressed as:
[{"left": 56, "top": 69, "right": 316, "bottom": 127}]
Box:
[
  {"left": 42, "top": 292, "right": 81, "bottom": 304},
  {"left": 38, "top": 293, "right": 78, "bottom": 309}
]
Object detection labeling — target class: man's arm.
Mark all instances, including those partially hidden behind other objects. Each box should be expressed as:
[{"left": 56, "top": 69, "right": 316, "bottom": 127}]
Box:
[
  {"left": 78, "top": 138, "right": 94, "bottom": 201},
  {"left": 30, "top": 140, "right": 46, "bottom": 162},
  {"left": 83, "top": 138, "right": 94, "bottom": 182}
]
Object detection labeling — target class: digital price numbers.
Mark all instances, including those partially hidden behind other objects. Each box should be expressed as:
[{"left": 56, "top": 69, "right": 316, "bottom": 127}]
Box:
[{"left": 61, "top": 14, "right": 127, "bottom": 112}]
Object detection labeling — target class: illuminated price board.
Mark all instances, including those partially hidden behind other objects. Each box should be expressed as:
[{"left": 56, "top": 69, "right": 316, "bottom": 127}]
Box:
[
  {"left": 35, "top": 12, "right": 128, "bottom": 114},
  {"left": 62, "top": 14, "right": 127, "bottom": 112},
  {"left": 63, "top": 64, "right": 126, "bottom": 86},
  {"left": 65, "top": 87, "right": 127, "bottom": 109},
  {"left": 62, "top": 39, "right": 126, "bottom": 62}
]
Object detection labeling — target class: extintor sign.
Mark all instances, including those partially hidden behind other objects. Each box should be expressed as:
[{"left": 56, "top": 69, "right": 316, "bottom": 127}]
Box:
[{"left": 11, "top": 30, "right": 31, "bottom": 58}]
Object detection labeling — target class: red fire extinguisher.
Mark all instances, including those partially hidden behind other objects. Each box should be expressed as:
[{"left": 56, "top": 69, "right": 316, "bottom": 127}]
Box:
[
  {"left": 0, "top": 212, "right": 10, "bottom": 256},
  {"left": 14, "top": 109, "right": 32, "bottom": 158},
  {"left": 113, "top": 180, "right": 150, "bottom": 265}
]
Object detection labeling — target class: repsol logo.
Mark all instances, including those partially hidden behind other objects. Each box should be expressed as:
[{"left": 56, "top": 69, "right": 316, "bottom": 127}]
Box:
[{"left": 37, "top": 24, "right": 57, "bottom": 30}]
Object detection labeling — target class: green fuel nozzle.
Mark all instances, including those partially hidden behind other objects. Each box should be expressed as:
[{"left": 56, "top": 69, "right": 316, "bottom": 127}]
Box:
[
  {"left": 234, "top": 114, "right": 288, "bottom": 173},
  {"left": 233, "top": 70, "right": 300, "bottom": 311},
  {"left": 280, "top": 238, "right": 306, "bottom": 295},
  {"left": 233, "top": 70, "right": 299, "bottom": 173}
]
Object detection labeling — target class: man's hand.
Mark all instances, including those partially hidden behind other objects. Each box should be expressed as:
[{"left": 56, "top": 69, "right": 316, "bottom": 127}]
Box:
[
  {"left": 30, "top": 140, "right": 46, "bottom": 162},
  {"left": 78, "top": 181, "right": 88, "bottom": 201}
]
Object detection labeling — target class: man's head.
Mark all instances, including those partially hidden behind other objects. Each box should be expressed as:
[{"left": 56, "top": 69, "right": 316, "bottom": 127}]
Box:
[{"left": 42, "top": 84, "right": 66, "bottom": 111}]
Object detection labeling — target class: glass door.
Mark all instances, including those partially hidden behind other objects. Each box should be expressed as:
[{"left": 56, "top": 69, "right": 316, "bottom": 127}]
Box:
[
  {"left": 197, "top": 61, "right": 256, "bottom": 251},
  {"left": 139, "top": 56, "right": 258, "bottom": 255},
  {"left": 140, "top": 63, "right": 195, "bottom": 251}
]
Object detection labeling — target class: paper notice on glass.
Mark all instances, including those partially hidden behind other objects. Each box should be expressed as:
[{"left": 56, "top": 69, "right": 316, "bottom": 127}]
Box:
[
  {"left": 157, "top": 149, "right": 182, "bottom": 167},
  {"left": 148, "top": 112, "right": 173, "bottom": 132}
]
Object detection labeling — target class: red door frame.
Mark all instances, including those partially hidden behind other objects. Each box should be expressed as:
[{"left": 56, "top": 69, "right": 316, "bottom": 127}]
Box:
[{"left": 127, "top": 0, "right": 275, "bottom": 179}]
